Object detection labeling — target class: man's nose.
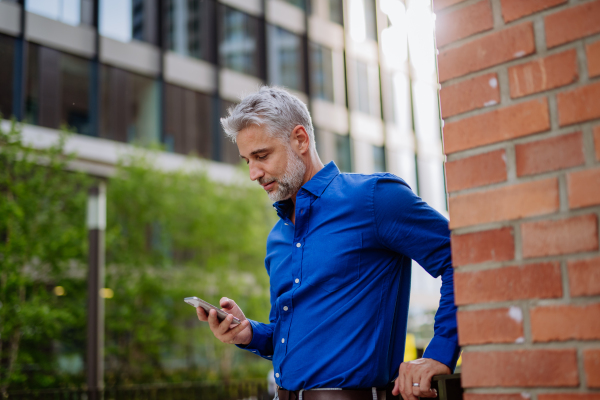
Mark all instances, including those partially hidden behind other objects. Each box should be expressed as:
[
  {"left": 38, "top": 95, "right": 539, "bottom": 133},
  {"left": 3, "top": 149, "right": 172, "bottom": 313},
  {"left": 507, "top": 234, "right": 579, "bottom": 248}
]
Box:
[{"left": 249, "top": 163, "right": 264, "bottom": 181}]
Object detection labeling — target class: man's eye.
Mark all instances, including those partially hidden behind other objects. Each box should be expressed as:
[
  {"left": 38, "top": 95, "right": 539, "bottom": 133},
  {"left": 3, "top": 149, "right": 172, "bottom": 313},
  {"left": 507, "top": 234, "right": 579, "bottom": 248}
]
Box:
[{"left": 257, "top": 155, "right": 267, "bottom": 160}]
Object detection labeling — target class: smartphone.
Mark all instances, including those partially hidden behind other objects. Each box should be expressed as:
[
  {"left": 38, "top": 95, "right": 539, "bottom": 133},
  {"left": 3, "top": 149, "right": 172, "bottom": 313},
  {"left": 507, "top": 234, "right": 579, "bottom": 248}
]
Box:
[{"left": 185, "top": 296, "right": 241, "bottom": 325}]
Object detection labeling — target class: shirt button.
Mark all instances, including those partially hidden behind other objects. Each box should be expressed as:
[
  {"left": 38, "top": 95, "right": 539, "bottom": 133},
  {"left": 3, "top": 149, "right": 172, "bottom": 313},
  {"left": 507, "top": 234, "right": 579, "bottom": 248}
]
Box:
[
  {"left": 281, "top": 338, "right": 285, "bottom": 343},
  {"left": 283, "top": 306, "right": 289, "bottom": 311},
  {"left": 275, "top": 373, "right": 280, "bottom": 378},
  {"left": 296, "top": 243, "right": 301, "bottom": 248},
  {"left": 295, "top": 278, "right": 299, "bottom": 283}
]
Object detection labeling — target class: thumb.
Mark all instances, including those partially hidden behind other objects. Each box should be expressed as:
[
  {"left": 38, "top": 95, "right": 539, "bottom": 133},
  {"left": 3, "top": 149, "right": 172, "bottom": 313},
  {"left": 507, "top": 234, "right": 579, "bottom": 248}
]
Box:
[{"left": 220, "top": 297, "right": 233, "bottom": 309}]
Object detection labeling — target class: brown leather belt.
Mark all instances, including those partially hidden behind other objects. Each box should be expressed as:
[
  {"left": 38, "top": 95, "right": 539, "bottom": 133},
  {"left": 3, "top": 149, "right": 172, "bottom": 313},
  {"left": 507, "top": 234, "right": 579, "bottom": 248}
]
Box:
[{"left": 277, "top": 385, "right": 399, "bottom": 400}]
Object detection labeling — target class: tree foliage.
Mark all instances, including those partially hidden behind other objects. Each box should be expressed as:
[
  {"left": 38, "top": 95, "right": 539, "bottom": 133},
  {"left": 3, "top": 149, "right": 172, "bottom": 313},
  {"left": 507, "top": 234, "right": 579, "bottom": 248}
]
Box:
[{"left": 0, "top": 123, "right": 276, "bottom": 390}]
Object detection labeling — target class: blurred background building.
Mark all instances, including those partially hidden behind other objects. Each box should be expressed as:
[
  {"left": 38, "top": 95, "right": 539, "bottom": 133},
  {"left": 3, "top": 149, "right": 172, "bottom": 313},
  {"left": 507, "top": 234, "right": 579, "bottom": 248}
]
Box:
[{"left": 0, "top": 0, "right": 444, "bottom": 351}]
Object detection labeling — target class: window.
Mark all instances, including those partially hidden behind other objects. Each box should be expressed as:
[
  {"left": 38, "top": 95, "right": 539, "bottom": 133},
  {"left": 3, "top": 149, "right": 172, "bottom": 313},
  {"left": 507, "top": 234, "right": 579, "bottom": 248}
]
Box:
[
  {"left": 364, "top": 0, "right": 377, "bottom": 41},
  {"left": 373, "top": 145, "right": 386, "bottom": 172},
  {"left": 268, "top": 25, "right": 305, "bottom": 92},
  {"left": 282, "top": 0, "right": 306, "bottom": 10},
  {"left": 335, "top": 134, "right": 352, "bottom": 172},
  {"left": 164, "top": 84, "right": 213, "bottom": 158},
  {"left": 219, "top": 5, "right": 263, "bottom": 79},
  {"left": 329, "top": 0, "right": 343, "bottom": 25},
  {"left": 220, "top": 99, "right": 242, "bottom": 164},
  {"left": 26, "top": 0, "right": 94, "bottom": 26},
  {"left": 99, "top": 65, "right": 160, "bottom": 144},
  {"left": 355, "top": 60, "right": 370, "bottom": 114},
  {"left": 0, "top": 34, "right": 14, "bottom": 119},
  {"left": 310, "top": 42, "right": 334, "bottom": 102},
  {"left": 25, "top": 44, "right": 92, "bottom": 134},
  {"left": 100, "top": 0, "right": 158, "bottom": 44},
  {"left": 164, "top": 0, "right": 216, "bottom": 62}
]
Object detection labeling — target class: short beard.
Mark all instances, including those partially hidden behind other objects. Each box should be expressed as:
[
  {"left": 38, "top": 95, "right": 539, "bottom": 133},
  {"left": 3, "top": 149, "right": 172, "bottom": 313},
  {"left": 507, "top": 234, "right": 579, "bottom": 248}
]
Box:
[{"left": 263, "top": 146, "right": 306, "bottom": 202}]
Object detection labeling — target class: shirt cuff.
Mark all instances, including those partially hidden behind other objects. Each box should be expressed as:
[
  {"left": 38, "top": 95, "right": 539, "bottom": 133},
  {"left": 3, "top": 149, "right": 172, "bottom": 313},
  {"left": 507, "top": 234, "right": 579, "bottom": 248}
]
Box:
[
  {"left": 235, "top": 319, "right": 274, "bottom": 360},
  {"left": 422, "top": 335, "right": 461, "bottom": 372}
]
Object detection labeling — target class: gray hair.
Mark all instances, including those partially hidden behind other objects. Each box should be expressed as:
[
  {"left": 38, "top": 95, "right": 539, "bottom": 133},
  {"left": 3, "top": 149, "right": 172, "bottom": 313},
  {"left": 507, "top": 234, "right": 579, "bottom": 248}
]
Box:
[{"left": 220, "top": 86, "right": 316, "bottom": 151}]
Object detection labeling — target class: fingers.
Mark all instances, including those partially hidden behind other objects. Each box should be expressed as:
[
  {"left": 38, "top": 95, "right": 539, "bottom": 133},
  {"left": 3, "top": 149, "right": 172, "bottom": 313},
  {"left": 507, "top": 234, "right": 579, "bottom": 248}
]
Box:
[
  {"left": 206, "top": 309, "right": 250, "bottom": 344},
  {"left": 419, "top": 373, "right": 438, "bottom": 398},
  {"left": 392, "top": 378, "right": 400, "bottom": 397},
  {"left": 196, "top": 306, "right": 208, "bottom": 321},
  {"left": 405, "top": 367, "right": 418, "bottom": 400}
]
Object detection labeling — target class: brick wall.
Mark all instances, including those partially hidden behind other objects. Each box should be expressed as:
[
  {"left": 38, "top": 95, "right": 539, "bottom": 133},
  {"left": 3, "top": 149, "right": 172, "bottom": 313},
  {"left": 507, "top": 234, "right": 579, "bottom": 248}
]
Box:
[{"left": 435, "top": 0, "right": 600, "bottom": 396}]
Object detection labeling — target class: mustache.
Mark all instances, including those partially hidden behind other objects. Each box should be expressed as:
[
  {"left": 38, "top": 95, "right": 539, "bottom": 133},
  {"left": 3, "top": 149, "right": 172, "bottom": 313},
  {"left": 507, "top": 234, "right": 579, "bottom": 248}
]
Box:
[{"left": 258, "top": 177, "right": 276, "bottom": 186}]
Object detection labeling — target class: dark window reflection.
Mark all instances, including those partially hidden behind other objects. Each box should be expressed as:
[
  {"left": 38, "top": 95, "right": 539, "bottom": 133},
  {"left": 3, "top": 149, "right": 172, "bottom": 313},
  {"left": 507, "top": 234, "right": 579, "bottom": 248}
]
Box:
[
  {"left": 99, "top": 65, "right": 160, "bottom": 144},
  {"left": 335, "top": 133, "right": 352, "bottom": 172},
  {"left": 373, "top": 144, "right": 386, "bottom": 172},
  {"left": 329, "top": 0, "right": 343, "bottom": 25},
  {"left": 310, "top": 42, "right": 334, "bottom": 102},
  {"left": 268, "top": 25, "right": 305, "bottom": 92},
  {"left": 165, "top": 0, "right": 215, "bottom": 62},
  {"left": 164, "top": 84, "right": 212, "bottom": 158},
  {"left": 282, "top": 0, "right": 305, "bottom": 10},
  {"left": 219, "top": 5, "right": 263, "bottom": 78},
  {"left": 220, "top": 99, "right": 242, "bottom": 164},
  {"left": 26, "top": 0, "right": 94, "bottom": 26},
  {"left": 25, "top": 44, "right": 91, "bottom": 134},
  {"left": 0, "top": 34, "right": 14, "bottom": 119},
  {"left": 132, "top": 0, "right": 159, "bottom": 45}
]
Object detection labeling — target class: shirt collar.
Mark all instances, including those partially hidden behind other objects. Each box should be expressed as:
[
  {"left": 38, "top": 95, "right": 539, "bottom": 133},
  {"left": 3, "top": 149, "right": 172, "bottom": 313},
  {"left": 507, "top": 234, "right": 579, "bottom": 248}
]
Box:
[{"left": 272, "top": 161, "right": 340, "bottom": 218}]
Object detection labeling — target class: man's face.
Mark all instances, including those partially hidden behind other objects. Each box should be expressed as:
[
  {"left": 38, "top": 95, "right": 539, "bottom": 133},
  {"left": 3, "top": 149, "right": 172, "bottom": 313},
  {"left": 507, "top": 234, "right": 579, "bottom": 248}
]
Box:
[{"left": 237, "top": 125, "right": 306, "bottom": 202}]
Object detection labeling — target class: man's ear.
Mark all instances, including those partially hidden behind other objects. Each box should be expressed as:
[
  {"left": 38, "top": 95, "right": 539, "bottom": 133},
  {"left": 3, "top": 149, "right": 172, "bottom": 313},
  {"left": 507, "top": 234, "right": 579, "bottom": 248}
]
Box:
[{"left": 291, "top": 125, "right": 310, "bottom": 155}]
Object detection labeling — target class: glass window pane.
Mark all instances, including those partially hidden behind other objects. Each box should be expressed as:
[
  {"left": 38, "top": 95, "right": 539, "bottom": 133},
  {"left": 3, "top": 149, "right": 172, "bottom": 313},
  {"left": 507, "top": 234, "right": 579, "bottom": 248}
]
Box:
[
  {"left": 219, "top": 5, "right": 262, "bottom": 78},
  {"left": 364, "top": 0, "right": 377, "bottom": 41},
  {"left": 25, "top": 44, "right": 91, "bottom": 134},
  {"left": 335, "top": 133, "right": 352, "bottom": 172},
  {"left": 329, "top": 0, "right": 343, "bottom": 25},
  {"left": 100, "top": 65, "right": 160, "bottom": 144},
  {"left": 164, "top": 84, "right": 213, "bottom": 158},
  {"left": 165, "top": 0, "right": 215, "bottom": 62},
  {"left": 268, "top": 25, "right": 305, "bottom": 92},
  {"left": 0, "top": 34, "right": 14, "bottom": 119},
  {"left": 220, "top": 99, "right": 241, "bottom": 164},
  {"left": 282, "top": 0, "right": 305, "bottom": 10},
  {"left": 373, "top": 145, "right": 386, "bottom": 172},
  {"left": 310, "top": 42, "right": 334, "bottom": 102},
  {"left": 26, "top": 0, "right": 94, "bottom": 26},
  {"left": 100, "top": 0, "right": 158, "bottom": 44},
  {"left": 355, "top": 60, "right": 370, "bottom": 114}
]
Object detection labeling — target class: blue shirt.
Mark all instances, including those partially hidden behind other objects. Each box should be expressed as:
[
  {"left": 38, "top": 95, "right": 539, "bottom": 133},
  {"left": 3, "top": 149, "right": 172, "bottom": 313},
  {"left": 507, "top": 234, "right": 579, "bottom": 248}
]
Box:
[{"left": 239, "top": 161, "right": 460, "bottom": 390}]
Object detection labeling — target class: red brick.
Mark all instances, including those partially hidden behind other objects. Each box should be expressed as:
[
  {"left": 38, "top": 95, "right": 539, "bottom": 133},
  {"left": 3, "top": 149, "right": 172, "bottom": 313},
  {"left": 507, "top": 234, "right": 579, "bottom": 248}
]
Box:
[
  {"left": 464, "top": 396, "right": 528, "bottom": 400},
  {"left": 569, "top": 256, "right": 600, "bottom": 297},
  {"left": 569, "top": 167, "right": 600, "bottom": 209},
  {"left": 449, "top": 178, "right": 558, "bottom": 229},
  {"left": 558, "top": 81, "right": 600, "bottom": 126},
  {"left": 438, "top": 22, "right": 536, "bottom": 82},
  {"left": 539, "top": 394, "right": 600, "bottom": 400},
  {"left": 454, "top": 262, "right": 562, "bottom": 305},
  {"left": 584, "top": 349, "right": 600, "bottom": 388},
  {"left": 436, "top": 0, "right": 494, "bottom": 48},
  {"left": 588, "top": 40, "right": 600, "bottom": 78},
  {"left": 501, "top": 0, "right": 567, "bottom": 23},
  {"left": 509, "top": 49, "right": 579, "bottom": 98},
  {"left": 444, "top": 98, "right": 550, "bottom": 154},
  {"left": 457, "top": 308, "right": 524, "bottom": 345},
  {"left": 595, "top": 125, "right": 600, "bottom": 161},
  {"left": 545, "top": 0, "right": 600, "bottom": 48},
  {"left": 522, "top": 214, "right": 599, "bottom": 258},
  {"left": 515, "top": 131, "right": 584, "bottom": 177},
  {"left": 446, "top": 150, "right": 507, "bottom": 192},
  {"left": 441, "top": 73, "right": 500, "bottom": 118},
  {"left": 461, "top": 349, "right": 579, "bottom": 387},
  {"left": 433, "top": 0, "right": 467, "bottom": 12},
  {"left": 531, "top": 303, "right": 600, "bottom": 342},
  {"left": 451, "top": 227, "right": 514, "bottom": 266}
]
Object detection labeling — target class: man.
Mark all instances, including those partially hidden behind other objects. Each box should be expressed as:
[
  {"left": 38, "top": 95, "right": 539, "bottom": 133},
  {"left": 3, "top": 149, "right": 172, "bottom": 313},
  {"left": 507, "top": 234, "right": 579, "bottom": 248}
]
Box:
[{"left": 196, "top": 87, "right": 460, "bottom": 400}]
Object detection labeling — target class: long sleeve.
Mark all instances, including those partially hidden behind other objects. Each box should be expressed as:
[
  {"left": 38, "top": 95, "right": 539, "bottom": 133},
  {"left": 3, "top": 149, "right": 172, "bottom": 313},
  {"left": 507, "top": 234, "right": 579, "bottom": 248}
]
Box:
[{"left": 373, "top": 175, "right": 461, "bottom": 371}]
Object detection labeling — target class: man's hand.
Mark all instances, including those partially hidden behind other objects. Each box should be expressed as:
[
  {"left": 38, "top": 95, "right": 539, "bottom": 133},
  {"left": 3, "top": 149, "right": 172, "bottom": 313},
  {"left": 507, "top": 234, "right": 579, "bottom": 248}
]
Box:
[
  {"left": 393, "top": 358, "right": 451, "bottom": 400},
  {"left": 196, "top": 297, "right": 253, "bottom": 346}
]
